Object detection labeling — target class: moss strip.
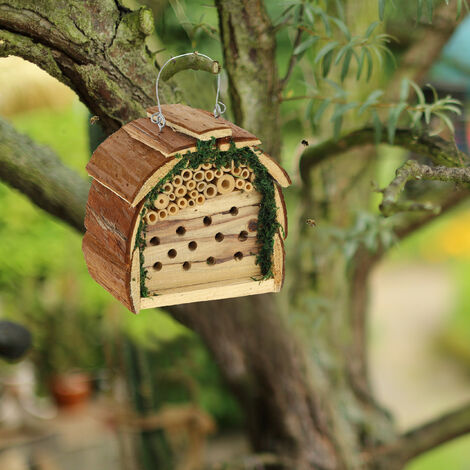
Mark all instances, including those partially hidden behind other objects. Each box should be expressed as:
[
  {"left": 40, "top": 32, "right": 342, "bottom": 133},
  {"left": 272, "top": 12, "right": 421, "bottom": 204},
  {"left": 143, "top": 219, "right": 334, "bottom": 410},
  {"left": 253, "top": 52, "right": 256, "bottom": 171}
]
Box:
[{"left": 135, "top": 139, "right": 280, "bottom": 297}]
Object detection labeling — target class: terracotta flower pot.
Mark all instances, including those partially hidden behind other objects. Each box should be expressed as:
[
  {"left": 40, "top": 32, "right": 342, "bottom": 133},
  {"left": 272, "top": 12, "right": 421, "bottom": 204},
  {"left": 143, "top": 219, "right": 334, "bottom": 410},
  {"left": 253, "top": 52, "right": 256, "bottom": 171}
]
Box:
[{"left": 49, "top": 372, "right": 91, "bottom": 408}]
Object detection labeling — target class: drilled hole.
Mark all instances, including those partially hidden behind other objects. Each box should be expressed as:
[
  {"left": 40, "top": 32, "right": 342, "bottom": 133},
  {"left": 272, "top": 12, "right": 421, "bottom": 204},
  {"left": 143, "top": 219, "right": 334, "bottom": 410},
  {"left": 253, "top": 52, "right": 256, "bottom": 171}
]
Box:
[
  {"left": 150, "top": 236, "right": 160, "bottom": 246},
  {"left": 168, "top": 249, "right": 177, "bottom": 258},
  {"left": 188, "top": 241, "right": 197, "bottom": 251},
  {"left": 230, "top": 206, "right": 238, "bottom": 216},
  {"left": 153, "top": 262, "right": 162, "bottom": 271},
  {"left": 182, "top": 261, "right": 191, "bottom": 271},
  {"left": 215, "top": 232, "right": 224, "bottom": 242},
  {"left": 176, "top": 226, "right": 186, "bottom": 236},
  {"left": 234, "top": 252, "right": 243, "bottom": 261},
  {"left": 238, "top": 231, "right": 248, "bottom": 242},
  {"left": 206, "top": 256, "right": 216, "bottom": 265},
  {"left": 203, "top": 216, "right": 212, "bottom": 226}
]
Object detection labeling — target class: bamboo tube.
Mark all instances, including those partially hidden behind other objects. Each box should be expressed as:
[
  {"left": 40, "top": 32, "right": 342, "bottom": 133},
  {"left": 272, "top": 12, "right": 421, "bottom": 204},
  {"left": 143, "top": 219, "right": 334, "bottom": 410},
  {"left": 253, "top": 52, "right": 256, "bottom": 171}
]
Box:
[
  {"left": 172, "top": 175, "right": 183, "bottom": 187},
  {"left": 167, "top": 203, "right": 179, "bottom": 217},
  {"left": 204, "top": 170, "right": 215, "bottom": 182},
  {"left": 232, "top": 166, "right": 242, "bottom": 177},
  {"left": 158, "top": 209, "right": 168, "bottom": 220},
  {"left": 194, "top": 170, "right": 205, "bottom": 182},
  {"left": 235, "top": 178, "right": 245, "bottom": 190},
  {"left": 240, "top": 168, "right": 250, "bottom": 179},
  {"left": 153, "top": 193, "right": 170, "bottom": 210},
  {"left": 189, "top": 189, "right": 198, "bottom": 199},
  {"left": 181, "top": 169, "right": 193, "bottom": 181},
  {"left": 202, "top": 163, "right": 212, "bottom": 170},
  {"left": 145, "top": 210, "right": 158, "bottom": 225},
  {"left": 169, "top": 193, "right": 176, "bottom": 201},
  {"left": 177, "top": 197, "right": 188, "bottom": 209},
  {"left": 214, "top": 169, "right": 223, "bottom": 178},
  {"left": 185, "top": 180, "right": 196, "bottom": 191},
  {"left": 163, "top": 182, "right": 173, "bottom": 194},
  {"left": 196, "top": 181, "right": 207, "bottom": 192},
  {"left": 216, "top": 174, "right": 235, "bottom": 195},
  {"left": 196, "top": 194, "right": 206, "bottom": 205},
  {"left": 174, "top": 185, "right": 187, "bottom": 198},
  {"left": 243, "top": 181, "right": 254, "bottom": 192},
  {"left": 249, "top": 172, "right": 256, "bottom": 183},
  {"left": 221, "top": 165, "right": 231, "bottom": 173},
  {"left": 187, "top": 198, "right": 196, "bottom": 207},
  {"left": 204, "top": 184, "right": 217, "bottom": 199}
]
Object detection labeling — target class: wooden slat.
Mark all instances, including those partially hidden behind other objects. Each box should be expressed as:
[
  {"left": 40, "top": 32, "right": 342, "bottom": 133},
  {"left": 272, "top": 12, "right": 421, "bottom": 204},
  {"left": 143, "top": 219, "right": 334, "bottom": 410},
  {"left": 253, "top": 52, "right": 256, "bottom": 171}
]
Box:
[
  {"left": 145, "top": 204, "right": 259, "bottom": 246},
  {"left": 146, "top": 255, "right": 261, "bottom": 291},
  {"left": 124, "top": 118, "right": 197, "bottom": 157},
  {"left": 143, "top": 234, "right": 259, "bottom": 267},
  {"left": 87, "top": 128, "right": 174, "bottom": 205},
  {"left": 146, "top": 104, "right": 232, "bottom": 140},
  {"left": 273, "top": 233, "right": 285, "bottom": 291},
  {"left": 140, "top": 278, "right": 276, "bottom": 309}
]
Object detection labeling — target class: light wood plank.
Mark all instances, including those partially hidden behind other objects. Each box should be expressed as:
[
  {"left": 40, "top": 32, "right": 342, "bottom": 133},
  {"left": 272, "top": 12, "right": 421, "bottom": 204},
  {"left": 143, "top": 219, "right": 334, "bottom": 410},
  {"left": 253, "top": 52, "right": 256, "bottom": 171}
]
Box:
[
  {"left": 140, "top": 278, "right": 277, "bottom": 309},
  {"left": 145, "top": 204, "right": 259, "bottom": 245},
  {"left": 273, "top": 183, "right": 288, "bottom": 239},
  {"left": 146, "top": 255, "right": 261, "bottom": 291},
  {"left": 143, "top": 233, "right": 259, "bottom": 267},
  {"left": 254, "top": 150, "right": 292, "bottom": 188}
]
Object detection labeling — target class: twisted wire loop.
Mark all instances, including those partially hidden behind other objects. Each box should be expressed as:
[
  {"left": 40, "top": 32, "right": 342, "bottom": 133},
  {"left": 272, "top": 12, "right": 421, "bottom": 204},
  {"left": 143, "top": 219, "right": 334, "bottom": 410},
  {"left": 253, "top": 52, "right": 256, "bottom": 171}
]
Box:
[{"left": 153, "top": 52, "right": 225, "bottom": 131}]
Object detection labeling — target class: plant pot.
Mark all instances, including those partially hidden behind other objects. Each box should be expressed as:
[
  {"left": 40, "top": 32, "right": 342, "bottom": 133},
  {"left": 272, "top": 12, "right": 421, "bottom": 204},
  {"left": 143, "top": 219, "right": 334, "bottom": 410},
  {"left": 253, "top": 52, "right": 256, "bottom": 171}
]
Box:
[{"left": 49, "top": 372, "right": 91, "bottom": 408}]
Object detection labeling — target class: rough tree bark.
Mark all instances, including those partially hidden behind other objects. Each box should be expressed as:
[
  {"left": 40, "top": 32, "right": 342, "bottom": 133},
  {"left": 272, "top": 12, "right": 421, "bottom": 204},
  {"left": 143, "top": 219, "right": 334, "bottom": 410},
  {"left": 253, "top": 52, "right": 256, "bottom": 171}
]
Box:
[{"left": 1, "top": 1, "right": 469, "bottom": 469}]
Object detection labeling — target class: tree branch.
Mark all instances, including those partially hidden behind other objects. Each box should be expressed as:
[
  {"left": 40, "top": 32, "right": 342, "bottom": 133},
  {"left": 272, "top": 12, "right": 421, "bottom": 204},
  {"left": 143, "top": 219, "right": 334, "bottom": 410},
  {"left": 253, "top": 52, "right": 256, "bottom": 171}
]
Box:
[
  {"left": 159, "top": 53, "right": 220, "bottom": 81},
  {"left": 379, "top": 160, "right": 470, "bottom": 216},
  {"left": 299, "top": 127, "right": 468, "bottom": 183},
  {"left": 371, "top": 402, "right": 470, "bottom": 467},
  {"left": 0, "top": 118, "right": 89, "bottom": 232}
]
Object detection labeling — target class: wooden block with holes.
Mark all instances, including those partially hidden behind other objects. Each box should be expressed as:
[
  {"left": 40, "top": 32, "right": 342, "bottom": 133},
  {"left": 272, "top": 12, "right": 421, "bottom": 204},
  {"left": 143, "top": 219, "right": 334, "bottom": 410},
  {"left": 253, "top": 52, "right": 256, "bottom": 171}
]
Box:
[{"left": 83, "top": 103, "right": 291, "bottom": 312}]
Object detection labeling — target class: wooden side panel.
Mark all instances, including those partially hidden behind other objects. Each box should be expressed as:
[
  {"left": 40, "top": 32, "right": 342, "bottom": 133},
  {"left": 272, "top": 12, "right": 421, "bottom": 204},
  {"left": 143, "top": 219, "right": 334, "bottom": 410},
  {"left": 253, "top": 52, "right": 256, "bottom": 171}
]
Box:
[
  {"left": 82, "top": 232, "right": 137, "bottom": 313},
  {"left": 273, "top": 233, "right": 285, "bottom": 291},
  {"left": 124, "top": 118, "right": 197, "bottom": 157},
  {"left": 86, "top": 128, "right": 172, "bottom": 204},
  {"left": 255, "top": 151, "right": 292, "bottom": 188},
  {"left": 84, "top": 181, "right": 141, "bottom": 264}
]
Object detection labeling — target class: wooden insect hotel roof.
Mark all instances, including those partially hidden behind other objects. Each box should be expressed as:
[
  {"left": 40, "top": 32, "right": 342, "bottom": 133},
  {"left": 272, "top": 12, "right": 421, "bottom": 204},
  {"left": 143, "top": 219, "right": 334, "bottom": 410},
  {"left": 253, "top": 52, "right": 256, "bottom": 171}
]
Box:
[{"left": 83, "top": 104, "right": 291, "bottom": 313}]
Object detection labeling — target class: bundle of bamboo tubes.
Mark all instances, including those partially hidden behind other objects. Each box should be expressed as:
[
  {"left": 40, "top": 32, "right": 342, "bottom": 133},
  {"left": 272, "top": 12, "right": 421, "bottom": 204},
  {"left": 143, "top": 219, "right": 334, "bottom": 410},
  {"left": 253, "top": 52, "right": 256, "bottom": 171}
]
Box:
[{"left": 144, "top": 162, "right": 256, "bottom": 222}]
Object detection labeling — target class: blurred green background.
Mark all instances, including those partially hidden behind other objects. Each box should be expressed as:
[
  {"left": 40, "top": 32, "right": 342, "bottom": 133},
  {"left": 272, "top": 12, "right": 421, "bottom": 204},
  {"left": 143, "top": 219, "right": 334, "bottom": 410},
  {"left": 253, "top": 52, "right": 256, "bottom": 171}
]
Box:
[{"left": 0, "top": 1, "right": 469, "bottom": 469}]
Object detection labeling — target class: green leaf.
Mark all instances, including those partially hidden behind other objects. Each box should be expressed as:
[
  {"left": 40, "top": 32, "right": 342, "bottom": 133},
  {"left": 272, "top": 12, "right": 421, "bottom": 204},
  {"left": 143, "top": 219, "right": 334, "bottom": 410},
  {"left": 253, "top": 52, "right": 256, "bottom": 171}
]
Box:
[
  {"left": 399, "top": 79, "right": 409, "bottom": 102},
  {"left": 356, "top": 48, "right": 365, "bottom": 80},
  {"left": 365, "top": 47, "right": 373, "bottom": 81},
  {"left": 322, "top": 49, "right": 335, "bottom": 77},
  {"left": 293, "top": 36, "right": 319, "bottom": 55},
  {"left": 330, "top": 102, "right": 358, "bottom": 121},
  {"left": 434, "top": 111, "right": 455, "bottom": 135},
  {"left": 379, "top": 0, "right": 386, "bottom": 20},
  {"left": 333, "top": 115, "right": 343, "bottom": 141},
  {"left": 365, "top": 21, "right": 379, "bottom": 38},
  {"left": 358, "top": 89, "right": 384, "bottom": 115},
  {"left": 314, "top": 99, "right": 331, "bottom": 124},
  {"left": 417, "top": 0, "right": 423, "bottom": 21},
  {"left": 331, "top": 18, "right": 351, "bottom": 40},
  {"left": 314, "top": 41, "right": 339, "bottom": 64},
  {"left": 387, "top": 102, "right": 407, "bottom": 144},
  {"left": 341, "top": 49, "right": 353, "bottom": 81},
  {"left": 372, "top": 110, "right": 383, "bottom": 144},
  {"left": 409, "top": 80, "right": 425, "bottom": 105}
]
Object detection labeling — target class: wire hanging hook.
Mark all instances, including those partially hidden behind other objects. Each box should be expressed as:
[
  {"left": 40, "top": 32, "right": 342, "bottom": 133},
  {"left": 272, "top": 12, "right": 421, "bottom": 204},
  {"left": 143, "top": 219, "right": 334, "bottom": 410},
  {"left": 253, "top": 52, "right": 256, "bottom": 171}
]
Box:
[{"left": 151, "top": 52, "right": 225, "bottom": 131}]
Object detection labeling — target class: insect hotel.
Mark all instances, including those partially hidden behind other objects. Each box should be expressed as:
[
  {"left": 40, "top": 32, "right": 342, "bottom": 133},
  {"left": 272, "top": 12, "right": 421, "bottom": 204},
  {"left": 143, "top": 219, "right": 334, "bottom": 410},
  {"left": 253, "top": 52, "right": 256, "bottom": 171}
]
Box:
[{"left": 83, "top": 104, "right": 290, "bottom": 313}]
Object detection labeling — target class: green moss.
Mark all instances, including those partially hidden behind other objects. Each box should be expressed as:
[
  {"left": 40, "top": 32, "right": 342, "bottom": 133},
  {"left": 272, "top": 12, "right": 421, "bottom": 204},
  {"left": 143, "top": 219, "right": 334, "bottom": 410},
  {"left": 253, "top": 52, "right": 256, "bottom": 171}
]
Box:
[{"left": 135, "top": 139, "right": 281, "bottom": 297}]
